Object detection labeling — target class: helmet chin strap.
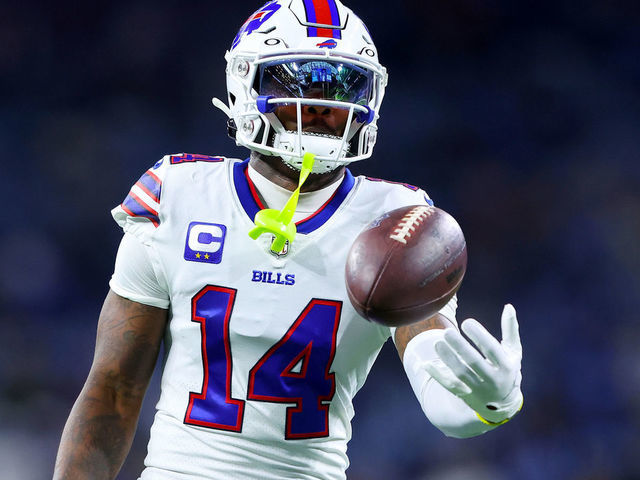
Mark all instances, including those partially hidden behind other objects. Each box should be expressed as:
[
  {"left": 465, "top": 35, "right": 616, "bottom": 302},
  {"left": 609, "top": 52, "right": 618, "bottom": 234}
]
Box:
[
  {"left": 274, "top": 132, "right": 348, "bottom": 173},
  {"left": 268, "top": 100, "right": 354, "bottom": 174},
  {"left": 248, "top": 152, "right": 316, "bottom": 253},
  {"left": 245, "top": 95, "right": 361, "bottom": 173}
]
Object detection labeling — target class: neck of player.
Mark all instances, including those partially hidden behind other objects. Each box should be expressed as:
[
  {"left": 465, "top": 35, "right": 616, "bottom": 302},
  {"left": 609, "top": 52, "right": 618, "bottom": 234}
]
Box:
[{"left": 249, "top": 151, "right": 346, "bottom": 193}]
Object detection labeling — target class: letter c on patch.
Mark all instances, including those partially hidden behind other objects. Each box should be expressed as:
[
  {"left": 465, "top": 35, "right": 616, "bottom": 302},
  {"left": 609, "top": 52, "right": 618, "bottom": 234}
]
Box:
[{"left": 184, "top": 222, "right": 227, "bottom": 264}]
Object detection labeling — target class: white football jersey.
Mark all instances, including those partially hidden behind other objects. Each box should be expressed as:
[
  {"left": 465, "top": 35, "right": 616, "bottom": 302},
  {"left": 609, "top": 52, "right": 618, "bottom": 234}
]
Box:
[{"left": 111, "top": 154, "right": 454, "bottom": 480}]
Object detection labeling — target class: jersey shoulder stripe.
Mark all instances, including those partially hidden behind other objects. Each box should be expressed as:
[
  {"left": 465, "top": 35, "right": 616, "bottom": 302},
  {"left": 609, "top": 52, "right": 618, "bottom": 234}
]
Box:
[
  {"left": 119, "top": 168, "right": 163, "bottom": 227},
  {"left": 136, "top": 169, "right": 162, "bottom": 203},
  {"left": 121, "top": 191, "right": 159, "bottom": 227},
  {"left": 113, "top": 153, "right": 228, "bottom": 233}
]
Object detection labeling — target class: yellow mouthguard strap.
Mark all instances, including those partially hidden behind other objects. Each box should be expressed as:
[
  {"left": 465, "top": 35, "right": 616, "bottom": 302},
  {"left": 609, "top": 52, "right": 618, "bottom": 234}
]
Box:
[{"left": 248, "top": 153, "right": 316, "bottom": 253}]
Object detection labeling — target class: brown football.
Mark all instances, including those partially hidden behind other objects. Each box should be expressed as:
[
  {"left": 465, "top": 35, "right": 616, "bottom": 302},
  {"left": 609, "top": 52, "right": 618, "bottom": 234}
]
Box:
[{"left": 345, "top": 205, "right": 467, "bottom": 327}]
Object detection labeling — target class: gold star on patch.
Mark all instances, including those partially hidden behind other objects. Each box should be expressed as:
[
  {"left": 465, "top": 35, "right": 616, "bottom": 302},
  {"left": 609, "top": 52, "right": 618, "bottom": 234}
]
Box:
[
  {"left": 204, "top": 253, "right": 210, "bottom": 259},
  {"left": 195, "top": 253, "right": 201, "bottom": 258}
]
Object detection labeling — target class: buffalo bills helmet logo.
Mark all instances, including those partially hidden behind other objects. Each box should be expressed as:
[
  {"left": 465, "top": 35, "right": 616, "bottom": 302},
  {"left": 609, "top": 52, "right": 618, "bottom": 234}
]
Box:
[
  {"left": 316, "top": 39, "right": 338, "bottom": 49},
  {"left": 232, "top": 2, "right": 282, "bottom": 49}
]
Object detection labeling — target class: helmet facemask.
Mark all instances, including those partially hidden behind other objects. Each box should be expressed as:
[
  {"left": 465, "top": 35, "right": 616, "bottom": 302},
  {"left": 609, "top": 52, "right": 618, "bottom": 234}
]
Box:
[{"left": 255, "top": 58, "right": 375, "bottom": 172}]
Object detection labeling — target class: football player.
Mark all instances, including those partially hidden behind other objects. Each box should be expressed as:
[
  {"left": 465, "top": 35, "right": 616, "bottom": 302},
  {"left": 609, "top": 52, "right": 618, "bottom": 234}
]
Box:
[{"left": 54, "top": 1, "right": 523, "bottom": 479}]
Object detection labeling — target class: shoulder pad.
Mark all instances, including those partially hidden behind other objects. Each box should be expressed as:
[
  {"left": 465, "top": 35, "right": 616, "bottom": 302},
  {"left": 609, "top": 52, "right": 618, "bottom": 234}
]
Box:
[
  {"left": 362, "top": 175, "right": 434, "bottom": 206},
  {"left": 111, "top": 158, "right": 170, "bottom": 242}
]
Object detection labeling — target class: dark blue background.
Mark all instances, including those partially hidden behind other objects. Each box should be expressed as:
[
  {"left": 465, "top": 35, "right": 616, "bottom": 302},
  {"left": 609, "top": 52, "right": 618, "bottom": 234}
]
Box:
[{"left": 1, "top": 0, "right": 639, "bottom": 478}]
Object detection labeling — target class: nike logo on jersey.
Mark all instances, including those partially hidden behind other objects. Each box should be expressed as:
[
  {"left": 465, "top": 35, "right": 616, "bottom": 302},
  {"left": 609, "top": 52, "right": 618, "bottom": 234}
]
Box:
[
  {"left": 184, "top": 222, "right": 227, "bottom": 264},
  {"left": 252, "top": 270, "right": 295, "bottom": 286}
]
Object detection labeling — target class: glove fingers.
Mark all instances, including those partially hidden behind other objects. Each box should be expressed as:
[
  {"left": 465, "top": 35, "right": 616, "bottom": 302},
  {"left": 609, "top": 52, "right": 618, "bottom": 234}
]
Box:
[
  {"left": 501, "top": 304, "right": 522, "bottom": 356},
  {"left": 435, "top": 339, "right": 483, "bottom": 389},
  {"left": 461, "top": 318, "right": 508, "bottom": 367},
  {"left": 443, "top": 328, "right": 495, "bottom": 382},
  {"left": 422, "top": 359, "right": 472, "bottom": 396}
]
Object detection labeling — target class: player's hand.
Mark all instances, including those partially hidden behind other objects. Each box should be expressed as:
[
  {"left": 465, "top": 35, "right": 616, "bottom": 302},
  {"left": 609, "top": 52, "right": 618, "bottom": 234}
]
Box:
[{"left": 423, "top": 304, "right": 523, "bottom": 425}]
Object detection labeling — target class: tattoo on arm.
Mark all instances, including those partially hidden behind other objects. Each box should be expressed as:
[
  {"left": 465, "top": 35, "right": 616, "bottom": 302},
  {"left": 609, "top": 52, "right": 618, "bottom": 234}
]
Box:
[
  {"left": 63, "top": 413, "right": 130, "bottom": 478},
  {"left": 53, "top": 291, "right": 167, "bottom": 480},
  {"left": 394, "top": 314, "right": 453, "bottom": 362}
]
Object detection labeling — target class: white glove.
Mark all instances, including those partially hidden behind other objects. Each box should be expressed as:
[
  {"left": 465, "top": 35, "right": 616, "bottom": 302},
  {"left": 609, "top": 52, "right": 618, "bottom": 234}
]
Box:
[{"left": 423, "top": 304, "right": 523, "bottom": 425}]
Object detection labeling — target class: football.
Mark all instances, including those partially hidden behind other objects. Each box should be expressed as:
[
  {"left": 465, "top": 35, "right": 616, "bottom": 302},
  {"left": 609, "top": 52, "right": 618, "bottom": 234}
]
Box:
[{"left": 345, "top": 205, "right": 467, "bottom": 327}]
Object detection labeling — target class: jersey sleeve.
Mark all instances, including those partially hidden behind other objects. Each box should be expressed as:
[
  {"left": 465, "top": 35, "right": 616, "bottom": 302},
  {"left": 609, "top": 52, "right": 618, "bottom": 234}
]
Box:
[
  {"left": 111, "top": 157, "right": 168, "bottom": 245},
  {"left": 109, "top": 232, "right": 170, "bottom": 309}
]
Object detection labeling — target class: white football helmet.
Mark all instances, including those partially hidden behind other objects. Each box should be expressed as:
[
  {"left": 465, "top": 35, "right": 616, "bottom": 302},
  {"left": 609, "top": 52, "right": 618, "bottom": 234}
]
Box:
[{"left": 213, "top": 0, "right": 388, "bottom": 173}]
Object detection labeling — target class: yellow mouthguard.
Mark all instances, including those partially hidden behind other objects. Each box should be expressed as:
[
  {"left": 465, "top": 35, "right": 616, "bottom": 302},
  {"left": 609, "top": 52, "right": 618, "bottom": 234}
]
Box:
[{"left": 248, "top": 153, "right": 316, "bottom": 253}]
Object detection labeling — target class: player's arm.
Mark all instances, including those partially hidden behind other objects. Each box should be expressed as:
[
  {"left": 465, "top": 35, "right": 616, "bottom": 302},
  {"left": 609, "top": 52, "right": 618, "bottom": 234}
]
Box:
[
  {"left": 394, "top": 313, "right": 452, "bottom": 361},
  {"left": 53, "top": 290, "right": 167, "bottom": 479},
  {"left": 394, "top": 305, "right": 523, "bottom": 438}
]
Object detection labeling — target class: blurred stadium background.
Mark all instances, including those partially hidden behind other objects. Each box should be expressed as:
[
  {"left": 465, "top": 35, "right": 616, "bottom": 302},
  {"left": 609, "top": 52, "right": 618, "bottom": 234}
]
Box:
[{"left": 1, "top": 0, "right": 639, "bottom": 478}]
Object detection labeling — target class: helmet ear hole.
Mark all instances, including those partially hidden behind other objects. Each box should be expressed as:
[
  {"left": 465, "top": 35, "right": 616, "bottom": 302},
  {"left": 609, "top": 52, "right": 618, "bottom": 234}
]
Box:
[
  {"left": 229, "top": 93, "right": 236, "bottom": 107},
  {"left": 227, "top": 118, "right": 238, "bottom": 140}
]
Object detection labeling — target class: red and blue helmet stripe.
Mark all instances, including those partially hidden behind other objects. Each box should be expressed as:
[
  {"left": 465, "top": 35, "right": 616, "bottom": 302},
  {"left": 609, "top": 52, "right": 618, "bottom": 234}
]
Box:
[{"left": 303, "top": 0, "right": 342, "bottom": 39}]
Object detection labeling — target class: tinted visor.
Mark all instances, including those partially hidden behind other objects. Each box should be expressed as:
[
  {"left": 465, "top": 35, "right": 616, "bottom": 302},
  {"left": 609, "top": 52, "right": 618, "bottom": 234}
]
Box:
[{"left": 259, "top": 60, "right": 374, "bottom": 105}]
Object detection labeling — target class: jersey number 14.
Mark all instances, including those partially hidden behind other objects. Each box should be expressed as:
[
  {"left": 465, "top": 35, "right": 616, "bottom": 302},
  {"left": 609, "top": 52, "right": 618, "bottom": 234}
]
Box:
[{"left": 184, "top": 285, "right": 342, "bottom": 440}]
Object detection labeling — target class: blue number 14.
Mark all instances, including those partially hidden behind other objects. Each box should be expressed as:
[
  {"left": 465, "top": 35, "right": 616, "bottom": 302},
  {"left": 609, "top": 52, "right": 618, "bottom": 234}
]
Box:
[{"left": 184, "top": 285, "right": 342, "bottom": 440}]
